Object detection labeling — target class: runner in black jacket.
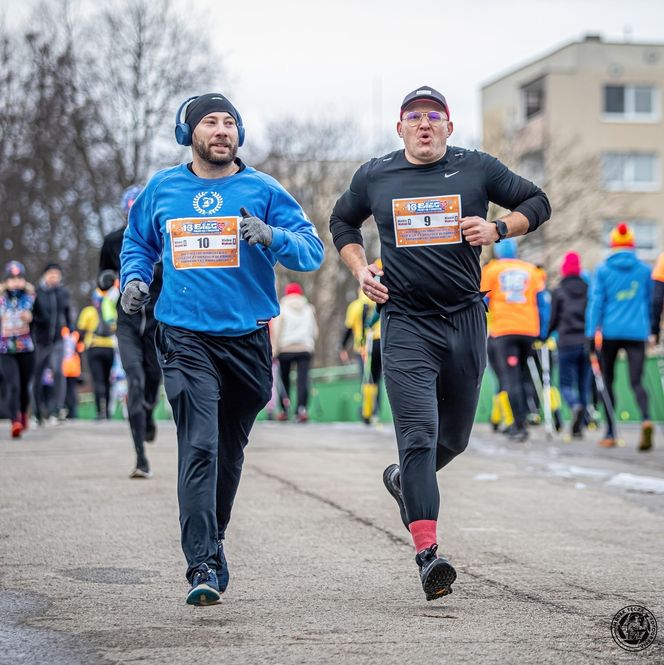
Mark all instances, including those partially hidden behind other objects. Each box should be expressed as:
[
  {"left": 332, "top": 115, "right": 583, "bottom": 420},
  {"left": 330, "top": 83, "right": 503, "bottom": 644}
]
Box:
[
  {"left": 99, "top": 185, "right": 163, "bottom": 479},
  {"left": 32, "top": 263, "right": 71, "bottom": 423},
  {"left": 330, "top": 85, "right": 551, "bottom": 601}
]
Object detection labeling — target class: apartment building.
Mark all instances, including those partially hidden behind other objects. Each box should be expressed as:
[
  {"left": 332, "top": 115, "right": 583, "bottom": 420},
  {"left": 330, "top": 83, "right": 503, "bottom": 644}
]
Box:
[{"left": 481, "top": 34, "right": 664, "bottom": 268}]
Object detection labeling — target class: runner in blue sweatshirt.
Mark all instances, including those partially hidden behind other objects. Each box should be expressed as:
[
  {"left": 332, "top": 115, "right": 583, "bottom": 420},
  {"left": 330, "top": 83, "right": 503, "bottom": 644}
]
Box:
[
  {"left": 585, "top": 222, "right": 653, "bottom": 450},
  {"left": 120, "top": 93, "right": 324, "bottom": 606}
]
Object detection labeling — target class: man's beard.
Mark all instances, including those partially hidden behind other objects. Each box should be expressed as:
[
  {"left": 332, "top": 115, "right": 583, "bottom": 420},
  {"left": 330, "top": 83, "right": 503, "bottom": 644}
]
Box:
[{"left": 193, "top": 136, "right": 238, "bottom": 165}]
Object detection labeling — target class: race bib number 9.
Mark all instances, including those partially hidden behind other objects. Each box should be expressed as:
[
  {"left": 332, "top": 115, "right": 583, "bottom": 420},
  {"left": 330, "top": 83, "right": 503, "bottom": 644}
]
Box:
[
  {"left": 392, "top": 195, "right": 462, "bottom": 247},
  {"left": 168, "top": 217, "right": 240, "bottom": 270}
]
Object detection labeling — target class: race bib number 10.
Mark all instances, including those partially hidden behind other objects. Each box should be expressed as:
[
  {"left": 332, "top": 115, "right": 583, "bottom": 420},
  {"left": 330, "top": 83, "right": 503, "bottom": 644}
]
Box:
[
  {"left": 168, "top": 217, "right": 240, "bottom": 270},
  {"left": 392, "top": 195, "right": 462, "bottom": 247}
]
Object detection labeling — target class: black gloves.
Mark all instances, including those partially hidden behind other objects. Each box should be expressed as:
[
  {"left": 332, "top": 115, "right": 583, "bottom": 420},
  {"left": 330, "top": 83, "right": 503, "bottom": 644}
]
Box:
[
  {"left": 121, "top": 280, "right": 150, "bottom": 314},
  {"left": 239, "top": 207, "right": 273, "bottom": 247}
]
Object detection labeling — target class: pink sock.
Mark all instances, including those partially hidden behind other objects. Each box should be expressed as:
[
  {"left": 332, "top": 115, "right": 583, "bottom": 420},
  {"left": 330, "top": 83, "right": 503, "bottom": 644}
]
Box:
[{"left": 409, "top": 519, "right": 437, "bottom": 552}]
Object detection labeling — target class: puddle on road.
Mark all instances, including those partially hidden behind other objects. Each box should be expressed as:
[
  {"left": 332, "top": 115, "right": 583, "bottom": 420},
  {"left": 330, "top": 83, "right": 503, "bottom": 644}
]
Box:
[{"left": 0, "top": 590, "right": 109, "bottom": 665}]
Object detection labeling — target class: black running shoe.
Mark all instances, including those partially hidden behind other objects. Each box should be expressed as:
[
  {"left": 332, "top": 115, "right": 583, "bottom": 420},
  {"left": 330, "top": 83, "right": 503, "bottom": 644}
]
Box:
[
  {"left": 382, "top": 464, "right": 409, "bottom": 530},
  {"left": 416, "top": 544, "right": 456, "bottom": 601}
]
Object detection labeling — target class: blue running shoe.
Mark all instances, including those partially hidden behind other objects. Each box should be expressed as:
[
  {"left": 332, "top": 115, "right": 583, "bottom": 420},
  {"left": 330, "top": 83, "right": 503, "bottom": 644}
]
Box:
[
  {"left": 216, "top": 540, "right": 230, "bottom": 593},
  {"left": 186, "top": 563, "right": 220, "bottom": 606}
]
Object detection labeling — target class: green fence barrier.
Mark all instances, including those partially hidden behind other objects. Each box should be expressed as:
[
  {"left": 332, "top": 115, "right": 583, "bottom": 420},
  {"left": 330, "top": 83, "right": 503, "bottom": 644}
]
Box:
[{"left": 74, "top": 355, "right": 664, "bottom": 424}]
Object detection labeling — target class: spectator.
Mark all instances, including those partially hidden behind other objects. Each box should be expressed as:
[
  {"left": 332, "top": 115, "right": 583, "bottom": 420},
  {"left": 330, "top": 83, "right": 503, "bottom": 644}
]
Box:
[
  {"left": 31, "top": 263, "right": 71, "bottom": 423},
  {"left": 549, "top": 251, "right": 591, "bottom": 438},
  {"left": 0, "top": 261, "right": 35, "bottom": 438},
  {"left": 77, "top": 287, "right": 117, "bottom": 419},
  {"left": 586, "top": 222, "right": 653, "bottom": 450},
  {"left": 271, "top": 282, "right": 318, "bottom": 422}
]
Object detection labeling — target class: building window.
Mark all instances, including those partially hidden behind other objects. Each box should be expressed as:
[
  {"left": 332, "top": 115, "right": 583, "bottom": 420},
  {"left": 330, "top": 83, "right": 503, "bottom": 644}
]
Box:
[
  {"left": 602, "top": 219, "right": 660, "bottom": 262},
  {"left": 603, "top": 85, "right": 660, "bottom": 121},
  {"left": 601, "top": 153, "right": 659, "bottom": 191},
  {"left": 518, "top": 151, "right": 545, "bottom": 185},
  {"left": 521, "top": 78, "right": 545, "bottom": 121}
]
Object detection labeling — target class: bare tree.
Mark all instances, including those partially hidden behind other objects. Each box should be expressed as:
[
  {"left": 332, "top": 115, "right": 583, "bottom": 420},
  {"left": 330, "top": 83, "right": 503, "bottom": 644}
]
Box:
[
  {"left": 484, "top": 124, "right": 638, "bottom": 274},
  {"left": 257, "top": 118, "right": 374, "bottom": 366},
  {"left": 0, "top": 0, "right": 226, "bottom": 309}
]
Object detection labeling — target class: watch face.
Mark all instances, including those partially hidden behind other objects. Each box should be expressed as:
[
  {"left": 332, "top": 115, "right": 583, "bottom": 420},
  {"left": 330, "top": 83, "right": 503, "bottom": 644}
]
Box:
[{"left": 497, "top": 221, "right": 508, "bottom": 238}]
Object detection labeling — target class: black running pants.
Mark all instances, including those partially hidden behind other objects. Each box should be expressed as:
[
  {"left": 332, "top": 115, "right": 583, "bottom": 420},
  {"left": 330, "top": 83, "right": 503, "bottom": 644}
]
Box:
[
  {"left": 0, "top": 352, "right": 35, "bottom": 421},
  {"left": 117, "top": 322, "right": 162, "bottom": 467},
  {"left": 156, "top": 323, "right": 272, "bottom": 583},
  {"left": 382, "top": 302, "right": 487, "bottom": 524},
  {"left": 600, "top": 338, "right": 649, "bottom": 422}
]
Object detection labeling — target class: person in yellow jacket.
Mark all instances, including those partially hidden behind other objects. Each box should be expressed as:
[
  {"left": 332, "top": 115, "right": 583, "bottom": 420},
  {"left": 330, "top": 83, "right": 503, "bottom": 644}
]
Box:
[
  {"left": 340, "top": 261, "right": 383, "bottom": 423},
  {"left": 77, "top": 287, "right": 117, "bottom": 419}
]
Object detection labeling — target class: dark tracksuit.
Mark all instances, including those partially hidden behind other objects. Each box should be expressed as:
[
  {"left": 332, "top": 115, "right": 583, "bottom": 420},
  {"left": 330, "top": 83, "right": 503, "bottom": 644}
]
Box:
[
  {"left": 330, "top": 147, "right": 550, "bottom": 523},
  {"left": 120, "top": 159, "right": 324, "bottom": 584},
  {"left": 156, "top": 324, "right": 271, "bottom": 570},
  {"left": 100, "top": 227, "right": 163, "bottom": 471},
  {"left": 31, "top": 283, "right": 71, "bottom": 420}
]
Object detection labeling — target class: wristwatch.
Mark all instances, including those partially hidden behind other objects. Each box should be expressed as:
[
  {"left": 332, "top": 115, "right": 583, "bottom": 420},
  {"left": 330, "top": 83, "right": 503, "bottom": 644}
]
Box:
[{"left": 492, "top": 219, "right": 508, "bottom": 243}]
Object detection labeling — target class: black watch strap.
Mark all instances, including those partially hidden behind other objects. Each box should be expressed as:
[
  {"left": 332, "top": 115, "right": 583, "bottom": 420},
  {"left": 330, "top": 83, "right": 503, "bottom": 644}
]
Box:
[{"left": 492, "top": 220, "right": 508, "bottom": 243}]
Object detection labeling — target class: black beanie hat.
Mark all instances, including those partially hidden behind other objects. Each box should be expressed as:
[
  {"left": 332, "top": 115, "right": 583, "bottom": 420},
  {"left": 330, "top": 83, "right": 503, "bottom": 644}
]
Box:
[
  {"left": 185, "top": 93, "right": 240, "bottom": 133},
  {"left": 43, "top": 262, "right": 62, "bottom": 274}
]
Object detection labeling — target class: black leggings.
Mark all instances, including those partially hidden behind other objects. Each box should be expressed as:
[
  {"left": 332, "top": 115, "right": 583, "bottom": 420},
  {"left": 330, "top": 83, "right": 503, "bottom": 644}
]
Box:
[
  {"left": 600, "top": 339, "right": 649, "bottom": 427},
  {"left": 382, "top": 303, "right": 487, "bottom": 524},
  {"left": 492, "top": 335, "right": 537, "bottom": 429},
  {"left": 117, "top": 323, "right": 162, "bottom": 467},
  {"left": 87, "top": 347, "right": 114, "bottom": 418},
  {"left": 0, "top": 352, "right": 35, "bottom": 421},
  {"left": 278, "top": 352, "right": 312, "bottom": 412}
]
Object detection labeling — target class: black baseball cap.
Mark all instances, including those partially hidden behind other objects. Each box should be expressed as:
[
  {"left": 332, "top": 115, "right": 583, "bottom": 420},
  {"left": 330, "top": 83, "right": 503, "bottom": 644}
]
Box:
[{"left": 400, "top": 86, "right": 450, "bottom": 119}]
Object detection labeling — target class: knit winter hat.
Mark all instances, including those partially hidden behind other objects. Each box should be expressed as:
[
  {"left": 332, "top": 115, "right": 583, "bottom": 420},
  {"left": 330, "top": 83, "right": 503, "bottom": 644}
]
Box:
[
  {"left": 609, "top": 222, "right": 635, "bottom": 249},
  {"left": 560, "top": 251, "right": 581, "bottom": 277},
  {"left": 284, "top": 282, "right": 304, "bottom": 296},
  {"left": 4, "top": 260, "right": 25, "bottom": 280}
]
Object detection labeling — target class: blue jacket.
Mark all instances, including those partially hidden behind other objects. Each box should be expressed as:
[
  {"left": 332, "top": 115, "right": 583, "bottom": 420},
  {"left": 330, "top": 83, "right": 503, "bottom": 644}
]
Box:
[
  {"left": 585, "top": 250, "right": 652, "bottom": 341},
  {"left": 121, "top": 162, "right": 324, "bottom": 336}
]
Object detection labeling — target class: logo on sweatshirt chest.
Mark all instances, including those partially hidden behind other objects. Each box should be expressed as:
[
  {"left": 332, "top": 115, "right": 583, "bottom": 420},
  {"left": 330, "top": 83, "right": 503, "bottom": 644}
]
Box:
[{"left": 193, "top": 191, "right": 224, "bottom": 215}]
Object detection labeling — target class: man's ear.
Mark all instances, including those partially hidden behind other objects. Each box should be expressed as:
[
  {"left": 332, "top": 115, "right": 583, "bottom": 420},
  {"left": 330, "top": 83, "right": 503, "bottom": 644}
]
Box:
[
  {"left": 396, "top": 120, "right": 403, "bottom": 138},
  {"left": 446, "top": 120, "right": 454, "bottom": 137}
]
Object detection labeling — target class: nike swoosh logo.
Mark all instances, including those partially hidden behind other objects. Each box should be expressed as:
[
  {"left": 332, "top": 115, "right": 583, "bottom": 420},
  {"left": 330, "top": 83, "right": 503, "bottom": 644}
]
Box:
[{"left": 444, "top": 171, "right": 459, "bottom": 178}]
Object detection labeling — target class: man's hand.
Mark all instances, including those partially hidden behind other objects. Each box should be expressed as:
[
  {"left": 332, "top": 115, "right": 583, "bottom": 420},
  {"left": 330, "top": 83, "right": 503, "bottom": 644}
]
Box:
[
  {"left": 121, "top": 280, "right": 150, "bottom": 314},
  {"left": 240, "top": 207, "right": 273, "bottom": 247},
  {"left": 356, "top": 262, "right": 389, "bottom": 304},
  {"left": 460, "top": 216, "right": 499, "bottom": 246}
]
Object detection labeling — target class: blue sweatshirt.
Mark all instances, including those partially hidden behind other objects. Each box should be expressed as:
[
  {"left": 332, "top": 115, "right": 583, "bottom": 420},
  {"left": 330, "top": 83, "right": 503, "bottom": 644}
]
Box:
[
  {"left": 121, "top": 162, "right": 324, "bottom": 336},
  {"left": 585, "top": 250, "right": 652, "bottom": 341}
]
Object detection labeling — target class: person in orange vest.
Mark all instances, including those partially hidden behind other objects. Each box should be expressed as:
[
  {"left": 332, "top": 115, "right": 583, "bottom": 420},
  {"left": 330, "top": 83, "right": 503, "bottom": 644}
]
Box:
[
  {"left": 651, "top": 250, "right": 664, "bottom": 343},
  {"left": 61, "top": 326, "right": 85, "bottom": 419},
  {"left": 481, "top": 239, "right": 547, "bottom": 441}
]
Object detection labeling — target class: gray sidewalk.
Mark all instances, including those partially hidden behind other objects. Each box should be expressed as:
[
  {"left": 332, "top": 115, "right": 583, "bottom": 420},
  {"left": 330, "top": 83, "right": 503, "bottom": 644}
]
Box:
[{"left": 1, "top": 419, "right": 663, "bottom": 664}]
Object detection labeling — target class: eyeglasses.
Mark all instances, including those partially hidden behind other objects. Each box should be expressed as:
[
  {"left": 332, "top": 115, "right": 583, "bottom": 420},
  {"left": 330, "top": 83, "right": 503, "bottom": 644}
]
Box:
[{"left": 402, "top": 110, "right": 448, "bottom": 126}]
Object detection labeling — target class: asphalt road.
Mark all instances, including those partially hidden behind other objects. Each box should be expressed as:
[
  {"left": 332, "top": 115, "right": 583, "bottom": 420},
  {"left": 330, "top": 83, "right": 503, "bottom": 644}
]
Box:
[{"left": 1, "top": 418, "right": 663, "bottom": 664}]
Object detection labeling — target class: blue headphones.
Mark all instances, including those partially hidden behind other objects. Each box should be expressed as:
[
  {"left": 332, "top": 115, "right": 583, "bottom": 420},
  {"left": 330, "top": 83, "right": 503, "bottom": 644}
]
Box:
[{"left": 174, "top": 95, "right": 245, "bottom": 147}]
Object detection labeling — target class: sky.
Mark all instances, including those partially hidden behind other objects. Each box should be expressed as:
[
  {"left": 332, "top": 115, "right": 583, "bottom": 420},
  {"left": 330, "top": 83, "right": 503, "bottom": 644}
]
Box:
[{"left": 3, "top": 0, "right": 664, "bottom": 153}]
